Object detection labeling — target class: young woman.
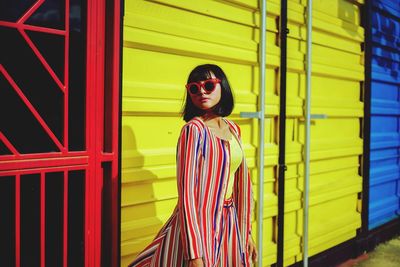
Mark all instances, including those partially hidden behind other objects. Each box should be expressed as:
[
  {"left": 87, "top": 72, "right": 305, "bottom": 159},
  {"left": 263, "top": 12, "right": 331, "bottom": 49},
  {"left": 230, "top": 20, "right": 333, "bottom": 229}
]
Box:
[{"left": 129, "top": 64, "right": 257, "bottom": 267}]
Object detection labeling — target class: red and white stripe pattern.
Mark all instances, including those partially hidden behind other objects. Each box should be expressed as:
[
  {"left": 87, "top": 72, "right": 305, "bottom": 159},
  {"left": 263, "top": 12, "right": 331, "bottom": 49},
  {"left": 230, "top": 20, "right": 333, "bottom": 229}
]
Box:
[{"left": 128, "top": 117, "right": 253, "bottom": 267}]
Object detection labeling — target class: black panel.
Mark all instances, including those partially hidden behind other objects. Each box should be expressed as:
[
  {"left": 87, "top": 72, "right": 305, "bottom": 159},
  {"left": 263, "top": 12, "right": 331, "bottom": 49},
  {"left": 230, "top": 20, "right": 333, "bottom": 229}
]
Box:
[
  {"left": 0, "top": 139, "right": 13, "bottom": 155},
  {"left": 103, "top": 0, "right": 114, "bottom": 153},
  {"left": 277, "top": 0, "right": 288, "bottom": 266},
  {"left": 27, "top": 30, "right": 65, "bottom": 82},
  {"left": 68, "top": 0, "right": 86, "bottom": 151},
  {"left": 0, "top": 0, "right": 37, "bottom": 22},
  {"left": 0, "top": 27, "right": 64, "bottom": 147},
  {"left": 361, "top": 0, "right": 372, "bottom": 235},
  {"left": 21, "top": 174, "right": 40, "bottom": 267},
  {"left": 25, "top": 0, "right": 66, "bottom": 30},
  {"left": 0, "top": 72, "right": 59, "bottom": 154},
  {"left": 70, "top": 0, "right": 85, "bottom": 32},
  {"left": 68, "top": 170, "right": 85, "bottom": 267},
  {"left": 0, "top": 176, "right": 15, "bottom": 267},
  {"left": 102, "top": 162, "right": 112, "bottom": 267},
  {"left": 46, "top": 172, "right": 64, "bottom": 267}
]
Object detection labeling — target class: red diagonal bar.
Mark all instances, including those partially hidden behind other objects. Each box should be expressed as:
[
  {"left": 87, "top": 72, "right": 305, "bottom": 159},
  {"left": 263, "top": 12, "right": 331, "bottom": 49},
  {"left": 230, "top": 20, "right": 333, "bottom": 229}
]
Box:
[
  {"left": 0, "top": 21, "right": 66, "bottom": 36},
  {"left": 0, "top": 131, "right": 20, "bottom": 156},
  {"left": 0, "top": 65, "right": 65, "bottom": 152},
  {"left": 40, "top": 172, "right": 45, "bottom": 267},
  {"left": 23, "top": 24, "right": 66, "bottom": 35},
  {"left": 18, "top": 0, "right": 45, "bottom": 24},
  {"left": 18, "top": 29, "right": 65, "bottom": 93}
]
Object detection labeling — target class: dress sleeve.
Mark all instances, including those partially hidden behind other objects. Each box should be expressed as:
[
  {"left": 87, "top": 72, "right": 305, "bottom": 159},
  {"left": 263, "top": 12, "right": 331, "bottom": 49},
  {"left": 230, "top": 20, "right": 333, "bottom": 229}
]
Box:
[
  {"left": 232, "top": 123, "right": 254, "bottom": 261},
  {"left": 176, "top": 123, "right": 203, "bottom": 260}
]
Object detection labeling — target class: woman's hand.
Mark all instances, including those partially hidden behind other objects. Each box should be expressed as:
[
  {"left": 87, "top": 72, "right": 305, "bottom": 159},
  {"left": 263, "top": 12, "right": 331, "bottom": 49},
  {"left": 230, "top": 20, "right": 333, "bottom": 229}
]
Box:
[
  {"left": 248, "top": 234, "right": 257, "bottom": 263},
  {"left": 189, "top": 258, "right": 204, "bottom": 267}
]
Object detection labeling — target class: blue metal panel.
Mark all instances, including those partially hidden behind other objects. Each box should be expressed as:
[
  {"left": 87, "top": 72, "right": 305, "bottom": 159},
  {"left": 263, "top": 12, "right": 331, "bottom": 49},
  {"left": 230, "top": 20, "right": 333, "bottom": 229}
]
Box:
[{"left": 369, "top": 0, "right": 400, "bottom": 230}]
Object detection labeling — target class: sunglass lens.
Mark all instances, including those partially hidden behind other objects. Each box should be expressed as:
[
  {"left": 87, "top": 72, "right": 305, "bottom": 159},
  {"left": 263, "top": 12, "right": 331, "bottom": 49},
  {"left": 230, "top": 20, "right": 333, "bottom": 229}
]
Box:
[
  {"left": 189, "top": 84, "right": 199, "bottom": 94},
  {"left": 204, "top": 81, "right": 215, "bottom": 92}
]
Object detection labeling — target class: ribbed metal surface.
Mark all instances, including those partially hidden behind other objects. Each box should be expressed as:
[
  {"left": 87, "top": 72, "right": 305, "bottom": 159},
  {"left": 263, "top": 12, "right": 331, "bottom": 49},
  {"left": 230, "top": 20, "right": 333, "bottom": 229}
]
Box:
[
  {"left": 285, "top": 0, "right": 364, "bottom": 265},
  {"left": 368, "top": 0, "right": 400, "bottom": 230},
  {"left": 120, "top": 0, "right": 282, "bottom": 265}
]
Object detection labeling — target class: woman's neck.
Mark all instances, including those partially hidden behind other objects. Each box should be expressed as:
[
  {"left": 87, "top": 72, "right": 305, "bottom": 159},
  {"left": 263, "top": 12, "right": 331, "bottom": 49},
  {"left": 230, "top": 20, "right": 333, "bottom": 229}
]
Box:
[{"left": 200, "top": 114, "right": 224, "bottom": 128}]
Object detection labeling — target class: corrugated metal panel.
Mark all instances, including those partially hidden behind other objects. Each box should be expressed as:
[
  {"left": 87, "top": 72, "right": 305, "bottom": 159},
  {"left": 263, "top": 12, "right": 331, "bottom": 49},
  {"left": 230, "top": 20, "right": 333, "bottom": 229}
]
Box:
[
  {"left": 120, "top": 0, "right": 281, "bottom": 265},
  {"left": 369, "top": 0, "right": 400, "bottom": 230},
  {"left": 285, "top": 0, "right": 364, "bottom": 265}
]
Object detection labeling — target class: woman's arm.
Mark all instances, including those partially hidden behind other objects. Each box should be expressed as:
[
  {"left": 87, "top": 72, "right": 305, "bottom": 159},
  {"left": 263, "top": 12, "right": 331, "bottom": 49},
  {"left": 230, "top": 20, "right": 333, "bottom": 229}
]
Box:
[{"left": 176, "top": 123, "right": 204, "bottom": 261}]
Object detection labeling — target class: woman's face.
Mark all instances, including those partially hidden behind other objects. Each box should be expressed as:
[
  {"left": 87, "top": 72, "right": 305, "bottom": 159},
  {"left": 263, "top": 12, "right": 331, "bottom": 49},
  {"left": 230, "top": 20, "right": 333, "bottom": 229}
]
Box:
[{"left": 187, "top": 72, "right": 221, "bottom": 112}]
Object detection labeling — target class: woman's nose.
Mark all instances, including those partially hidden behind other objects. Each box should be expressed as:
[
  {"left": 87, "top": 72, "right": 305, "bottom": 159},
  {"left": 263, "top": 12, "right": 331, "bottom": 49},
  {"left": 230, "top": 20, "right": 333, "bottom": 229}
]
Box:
[{"left": 198, "top": 86, "right": 207, "bottom": 94}]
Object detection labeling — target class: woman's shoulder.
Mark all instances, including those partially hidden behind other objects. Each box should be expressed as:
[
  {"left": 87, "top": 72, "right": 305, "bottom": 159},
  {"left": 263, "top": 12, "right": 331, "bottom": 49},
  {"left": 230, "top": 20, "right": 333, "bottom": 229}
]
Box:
[
  {"left": 179, "top": 117, "right": 206, "bottom": 135},
  {"left": 185, "top": 117, "right": 205, "bottom": 129}
]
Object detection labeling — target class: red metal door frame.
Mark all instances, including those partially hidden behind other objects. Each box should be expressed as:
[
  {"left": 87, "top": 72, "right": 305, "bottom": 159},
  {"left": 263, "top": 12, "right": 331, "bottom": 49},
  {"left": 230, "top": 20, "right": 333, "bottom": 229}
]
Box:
[
  {"left": 0, "top": 0, "right": 121, "bottom": 265},
  {"left": 86, "top": 0, "right": 121, "bottom": 266}
]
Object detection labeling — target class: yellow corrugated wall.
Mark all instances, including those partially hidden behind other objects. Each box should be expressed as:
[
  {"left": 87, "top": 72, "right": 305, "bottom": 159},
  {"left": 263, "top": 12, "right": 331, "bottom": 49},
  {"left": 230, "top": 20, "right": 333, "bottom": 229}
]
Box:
[
  {"left": 121, "top": 0, "right": 281, "bottom": 266},
  {"left": 285, "top": 0, "right": 364, "bottom": 265}
]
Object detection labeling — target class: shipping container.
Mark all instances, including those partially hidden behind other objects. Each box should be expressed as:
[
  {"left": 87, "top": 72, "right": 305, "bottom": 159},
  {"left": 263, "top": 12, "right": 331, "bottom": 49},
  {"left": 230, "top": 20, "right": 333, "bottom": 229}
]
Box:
[
  {"left": 285, "top": 0, "right": 364, "bottom": 265},
  {"left": 120, "top": 0, "right": 282, "bottom": 265},
  {"left": 368, "top": 0, "right": 400, "bottom": 230}
]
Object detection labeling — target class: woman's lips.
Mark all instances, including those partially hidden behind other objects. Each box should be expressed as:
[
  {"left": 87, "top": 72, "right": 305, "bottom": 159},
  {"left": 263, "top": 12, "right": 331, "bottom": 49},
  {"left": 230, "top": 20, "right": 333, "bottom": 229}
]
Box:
[{"left": 200, "top": 98, "right": 209, "bottom": 103}]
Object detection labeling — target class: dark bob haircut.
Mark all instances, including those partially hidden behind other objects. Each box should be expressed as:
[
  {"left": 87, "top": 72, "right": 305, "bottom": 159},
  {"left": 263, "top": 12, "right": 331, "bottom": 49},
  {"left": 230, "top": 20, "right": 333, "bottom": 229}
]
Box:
[{"left": 182, "top": 64, "right": 234, "bottom": 122}]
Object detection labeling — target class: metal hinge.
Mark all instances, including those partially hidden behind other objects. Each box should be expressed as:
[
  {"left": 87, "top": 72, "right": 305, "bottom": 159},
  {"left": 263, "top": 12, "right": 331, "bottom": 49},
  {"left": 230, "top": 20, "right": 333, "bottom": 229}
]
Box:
[{"left": 240, "top": 111, "right": 262, "bottom": 119}]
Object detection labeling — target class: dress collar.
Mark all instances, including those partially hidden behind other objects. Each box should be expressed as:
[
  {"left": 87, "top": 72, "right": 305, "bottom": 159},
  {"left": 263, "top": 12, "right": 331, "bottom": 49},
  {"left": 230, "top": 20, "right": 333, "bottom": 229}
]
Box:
[{"left": 193, "top": 116, "right": 240, "bottom": 142}]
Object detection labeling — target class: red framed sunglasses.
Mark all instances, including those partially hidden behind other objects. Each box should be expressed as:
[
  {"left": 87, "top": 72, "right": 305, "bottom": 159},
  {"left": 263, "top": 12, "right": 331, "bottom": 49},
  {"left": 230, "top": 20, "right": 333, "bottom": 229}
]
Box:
[{"left": 186, "top": 78, "right": 221, "bottom": 95}]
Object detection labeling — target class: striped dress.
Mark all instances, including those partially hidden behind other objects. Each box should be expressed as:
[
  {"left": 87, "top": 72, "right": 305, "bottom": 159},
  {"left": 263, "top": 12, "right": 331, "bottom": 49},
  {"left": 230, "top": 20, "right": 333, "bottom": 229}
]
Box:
[{"left": 129, "top": 117, "right": 254, "bottom": 267}]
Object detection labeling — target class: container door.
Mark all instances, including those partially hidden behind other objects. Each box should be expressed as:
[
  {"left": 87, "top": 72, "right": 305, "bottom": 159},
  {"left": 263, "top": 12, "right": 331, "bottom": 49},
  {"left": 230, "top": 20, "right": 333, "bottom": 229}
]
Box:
[
  {"left": 369, "top": 0, "right": 400, "bottom": 230},
  {"left": 285, "top": 0, "right": 364, "bottom": 264},
  {"left": 120, "top": 0, "right": 281, "bottom": 265}
]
